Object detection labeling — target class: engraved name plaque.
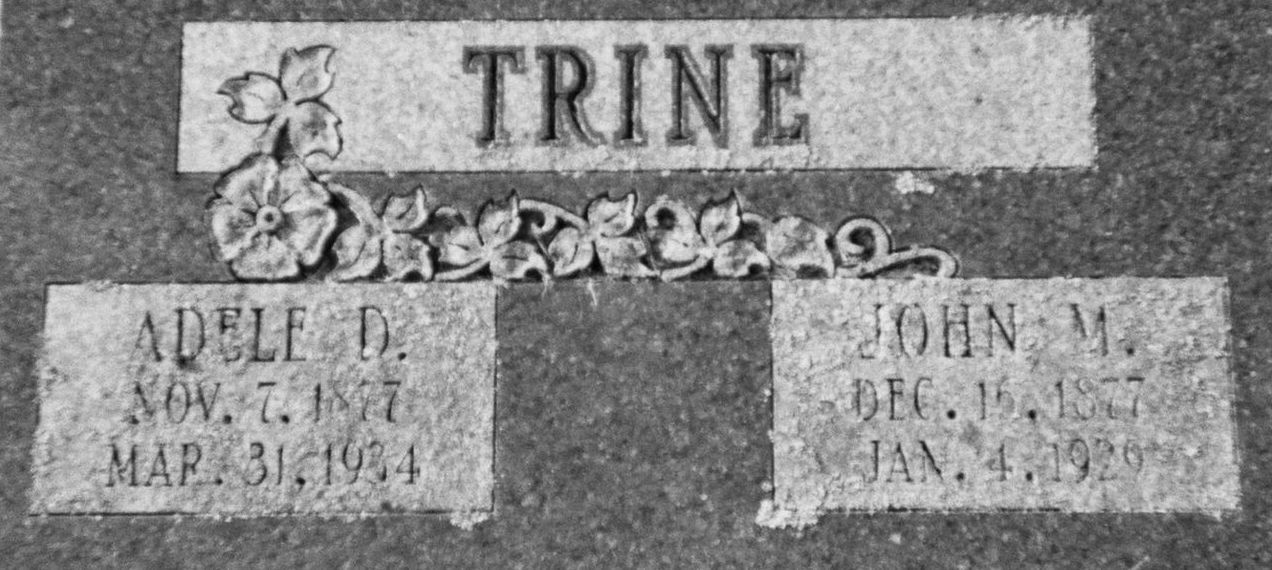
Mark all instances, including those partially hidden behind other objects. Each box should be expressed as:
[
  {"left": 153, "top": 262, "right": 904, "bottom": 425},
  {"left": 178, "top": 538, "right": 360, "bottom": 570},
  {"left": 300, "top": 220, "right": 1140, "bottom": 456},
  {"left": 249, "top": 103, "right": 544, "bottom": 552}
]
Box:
[
  {"left": 770, "top": 278, "right": 1238, "bottom": 516},
  {"left": 32, "top": 283, "right": 495, "bottom": 516},
  {"left": 179, "top": 18, "right": 1095, "bottom": 173}
]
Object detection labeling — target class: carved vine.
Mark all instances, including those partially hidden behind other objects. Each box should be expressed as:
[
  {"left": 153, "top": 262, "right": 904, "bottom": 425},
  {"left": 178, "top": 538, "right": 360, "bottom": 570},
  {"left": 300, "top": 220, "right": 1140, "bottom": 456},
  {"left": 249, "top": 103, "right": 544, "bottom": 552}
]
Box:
[{"left": 210, "top": 46, "right": 959, "bottom": 282}]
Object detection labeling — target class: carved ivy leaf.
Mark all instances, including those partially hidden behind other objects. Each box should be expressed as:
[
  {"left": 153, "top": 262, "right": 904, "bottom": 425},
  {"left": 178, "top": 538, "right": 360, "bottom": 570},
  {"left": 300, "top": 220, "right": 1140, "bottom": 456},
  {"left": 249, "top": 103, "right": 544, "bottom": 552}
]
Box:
[
  {"left": 586, "top": 193, "right": 637, "bottom": 237},
  {"left": 328, "top": 223, "right": 383, "bottom": 282},
  {"left": 280, "top": 46, "right": 336, "bottom": 102},
  {"left": 765, "top": 216, "right": 834, "bottom": 278},
  {"left": 699, "top": 192, "right": 743, "bottom": 247},
  {"left": 383, "top": 186, "right": 430, "bottom": 232},
  {"left": 477, "top": 193, "right": 521, "bottom": 249},
  {"left": 712, "top": 240, "right": 770, "bottom": 278},
  {"left": 288, "top": 102, "right": 342, "bottom": 161},
  {"left": 596, "top": 236, "right": 657, "bottom": 278},
  {"left": 218, "top": 73, "right": 284, "bottom": 123},
  {"left": 645, "top": 197, "right": 704, "bottom": 265},
  {"left": 437, "top": 225, "right": 484, "bottom": 267},
  {"left": 547, "top": 226, "right": 595, "bottom": 277},
  {"left": 490, "top": 241, "right": 548, "bottom": 280},
  {"left": 382, "top": 233, "right": 433, "bottom": 281}
]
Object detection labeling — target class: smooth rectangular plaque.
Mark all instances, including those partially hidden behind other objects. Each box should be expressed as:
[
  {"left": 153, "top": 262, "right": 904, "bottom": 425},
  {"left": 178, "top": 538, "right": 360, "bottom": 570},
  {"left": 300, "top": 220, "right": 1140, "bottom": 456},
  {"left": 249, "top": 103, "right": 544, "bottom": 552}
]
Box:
[
  {"left": 179, "top": 18, "right": 1094, "bottom": 173},
  {"left": 771, "top": 278, "right": 1238, "bottom": 513},
  {"left": 33, "top": 283, "right": 495, "bottom": 515}
]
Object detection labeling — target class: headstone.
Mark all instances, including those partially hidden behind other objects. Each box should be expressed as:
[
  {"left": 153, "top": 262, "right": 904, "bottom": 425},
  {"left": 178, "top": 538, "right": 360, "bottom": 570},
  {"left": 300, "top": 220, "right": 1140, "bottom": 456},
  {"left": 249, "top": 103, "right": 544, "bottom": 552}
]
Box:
[{"left": 3, "top": 3, "right": 1262, "bottom": 565}]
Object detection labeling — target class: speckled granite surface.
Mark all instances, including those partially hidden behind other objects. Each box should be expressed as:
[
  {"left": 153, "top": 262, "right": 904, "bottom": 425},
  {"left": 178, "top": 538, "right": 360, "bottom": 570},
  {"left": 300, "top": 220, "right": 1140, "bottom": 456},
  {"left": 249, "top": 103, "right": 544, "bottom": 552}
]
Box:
[{"left": 1, "top": 1, "right": 1270, "bottom": 567}]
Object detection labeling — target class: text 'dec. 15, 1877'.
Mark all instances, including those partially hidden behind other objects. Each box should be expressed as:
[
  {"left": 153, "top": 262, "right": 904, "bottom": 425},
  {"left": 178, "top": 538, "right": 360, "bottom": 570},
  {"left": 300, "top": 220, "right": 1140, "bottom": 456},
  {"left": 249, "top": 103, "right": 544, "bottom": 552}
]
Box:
[{"left": 771, "top": 278, "right": 1238, "bottom": 513}]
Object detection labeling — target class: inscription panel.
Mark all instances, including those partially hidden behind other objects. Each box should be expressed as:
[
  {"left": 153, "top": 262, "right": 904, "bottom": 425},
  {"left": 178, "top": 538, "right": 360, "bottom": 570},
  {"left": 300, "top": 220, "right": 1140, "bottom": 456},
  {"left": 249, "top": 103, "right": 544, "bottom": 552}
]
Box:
[
  {"left": 33, "top": 283, "right": 495, "bottom": 515},
  {"left": 179, "top": 19, "right": 1094, "bottom": 172},
  {"left": 771, "top": 278, "right": 1238, "bottom": 513}
]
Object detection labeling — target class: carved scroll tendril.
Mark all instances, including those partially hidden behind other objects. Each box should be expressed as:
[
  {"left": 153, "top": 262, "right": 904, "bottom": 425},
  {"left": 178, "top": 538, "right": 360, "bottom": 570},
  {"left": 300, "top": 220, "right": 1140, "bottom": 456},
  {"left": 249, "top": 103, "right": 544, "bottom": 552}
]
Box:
[{"left": 833, "top": 217, "right": 959, "bottom": 279}]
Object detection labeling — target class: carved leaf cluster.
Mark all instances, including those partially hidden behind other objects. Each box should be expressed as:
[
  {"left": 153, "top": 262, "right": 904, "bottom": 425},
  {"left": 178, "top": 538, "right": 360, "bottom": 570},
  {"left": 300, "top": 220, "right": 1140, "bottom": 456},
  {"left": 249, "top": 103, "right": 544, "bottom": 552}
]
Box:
[{"left": 326, "top": 184, "right": 433, "bottom": 282}]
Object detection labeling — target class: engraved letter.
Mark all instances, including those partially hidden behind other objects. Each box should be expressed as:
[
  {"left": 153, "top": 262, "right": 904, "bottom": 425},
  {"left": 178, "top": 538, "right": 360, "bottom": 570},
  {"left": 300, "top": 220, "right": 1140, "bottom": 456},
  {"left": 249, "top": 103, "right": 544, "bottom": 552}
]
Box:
[
  {"left": 664, "top": 45, "right": 732, "bottom": 147},
  {"left": 180, "top": 443, "right": 201, "bottom": 486},
  {"left": 751, "top": 45, "right": 808, "bottom": 146},
  {"left": 858, "top": 304, "right": 883, "bottom": 359},
  {"left": 285, "top": 307, "right": 307, "bottom": 362},
  {"left": 146, "top": 444, "right": 172, "bottom": 487},
  {"left": 462, "top": 46, "right": 527, "bottom": 147},
  {"left": 987, "top": 304, "right": 1018, "bottom": 355},
  {"left": 1070, "top": 304, "right": 1109, "bottom": 356},
  {"left": 914, "top": 377, "right": 932, "bottom": 420},
  {"left": 359, "top": 306, "right": 389, "bottom": 360},
  {"left": 130, "top": 383, "right": 154, "bottom": 423},
  {"left": 896, "top": 305, "right": 929, "bottom": 357},
  {"left": 134, "top": 312, "right": 162, "bottom": 362},
  {"left": 250, "top": 308, "right": 276, "bottom": 362},
  {"left": 215, "top": 307, "right": 242, "bottom": 362},
  {"left": 887, "top": 378, "right": 906, "bottom": 420},
  {"left": 195, "top": 383, "right": 221, "bottom": 421},
  {"left": 614, "top": 45, "right": 648, "bottom": 146},
  {"left": 855, "top": 379, "right": 878, "bottom": 421},
  {"left": 887, "top": 443, "right": 912, "bottom": 483},
  {"left": 536, "top": 46, "right": 600, "bottom": 145},
  {"left": 918, "top": 440, "right": 943, "bottom": 481},
  {"left": 175, "top": 308, "right": 205, "bottom": 362},
  {"left": 106, "top": 444, "right": 138, "bottom": 487},
  {"left": 943, "top": 304, "right": 972, "bottom": 358}
]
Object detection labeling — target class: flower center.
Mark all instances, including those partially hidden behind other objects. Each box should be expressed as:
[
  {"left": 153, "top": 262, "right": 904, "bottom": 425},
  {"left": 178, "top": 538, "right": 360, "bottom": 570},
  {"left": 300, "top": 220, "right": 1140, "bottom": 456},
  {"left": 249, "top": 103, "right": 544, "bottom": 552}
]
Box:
[{"left": 255, "top": 205, "right": 284, "bottom": 233}]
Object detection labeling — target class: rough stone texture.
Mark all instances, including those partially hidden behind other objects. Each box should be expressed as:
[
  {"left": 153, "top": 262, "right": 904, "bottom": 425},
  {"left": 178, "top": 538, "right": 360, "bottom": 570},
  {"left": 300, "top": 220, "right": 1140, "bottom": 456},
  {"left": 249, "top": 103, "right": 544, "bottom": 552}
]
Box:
[
  {"left": 772, "top": 278, "right": 1237, "bottom": 515},
  {"left": 2, "top": 1, "right": 1272, "bottom": 568},
  {"left": 179, "top": 19, "right": 1095, "bottom": 172},
  {"left": 33, "top": 283, "right": 495, "bottom": 515}
]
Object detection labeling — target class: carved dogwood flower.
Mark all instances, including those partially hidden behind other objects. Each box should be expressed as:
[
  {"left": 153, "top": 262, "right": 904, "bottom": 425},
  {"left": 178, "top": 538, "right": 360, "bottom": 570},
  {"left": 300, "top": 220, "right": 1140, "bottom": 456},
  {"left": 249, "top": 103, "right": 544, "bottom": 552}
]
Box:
[
  {"left": 434, "top": 193, "right": 547, "bottom": 280},
  {"left": 646, "top": 192, "right": 770, "bottom": 280},
  {"left": 546, "top": 193, "right": 656, "bottom": 278},
  {"left": 209, "top": 155, "right": 338, "bottom": 280},
  {"left": 218, "top": 46, "right": 342, "bottom": 162}
]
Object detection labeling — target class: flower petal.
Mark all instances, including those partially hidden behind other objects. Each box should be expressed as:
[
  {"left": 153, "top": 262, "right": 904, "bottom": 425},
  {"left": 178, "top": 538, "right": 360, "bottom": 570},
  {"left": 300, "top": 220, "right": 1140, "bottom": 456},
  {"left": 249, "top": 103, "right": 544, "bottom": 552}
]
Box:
[
  {"left": 286, "top": 101, "right": 342, "bottom": 161},
  {"left": 276, "top": 159, "right": 330, "bottom": 211},
  {"left": 229, "top": 235, "right": 301, "bottom": 281},
  {"left": 280, "top": 45, "right": 336, "bottom": 102},
  {"left": 218, "top": 73, "right": 284, "bottom": 123},
  {"left": 279, "top": 203, "right": 337, "bottom": 267},
  {"left": 209, "top": 200, "right": 258, "bottom": 261},
  {"left": 213, "top": 154, "right": 278, "bottom": 211}
]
